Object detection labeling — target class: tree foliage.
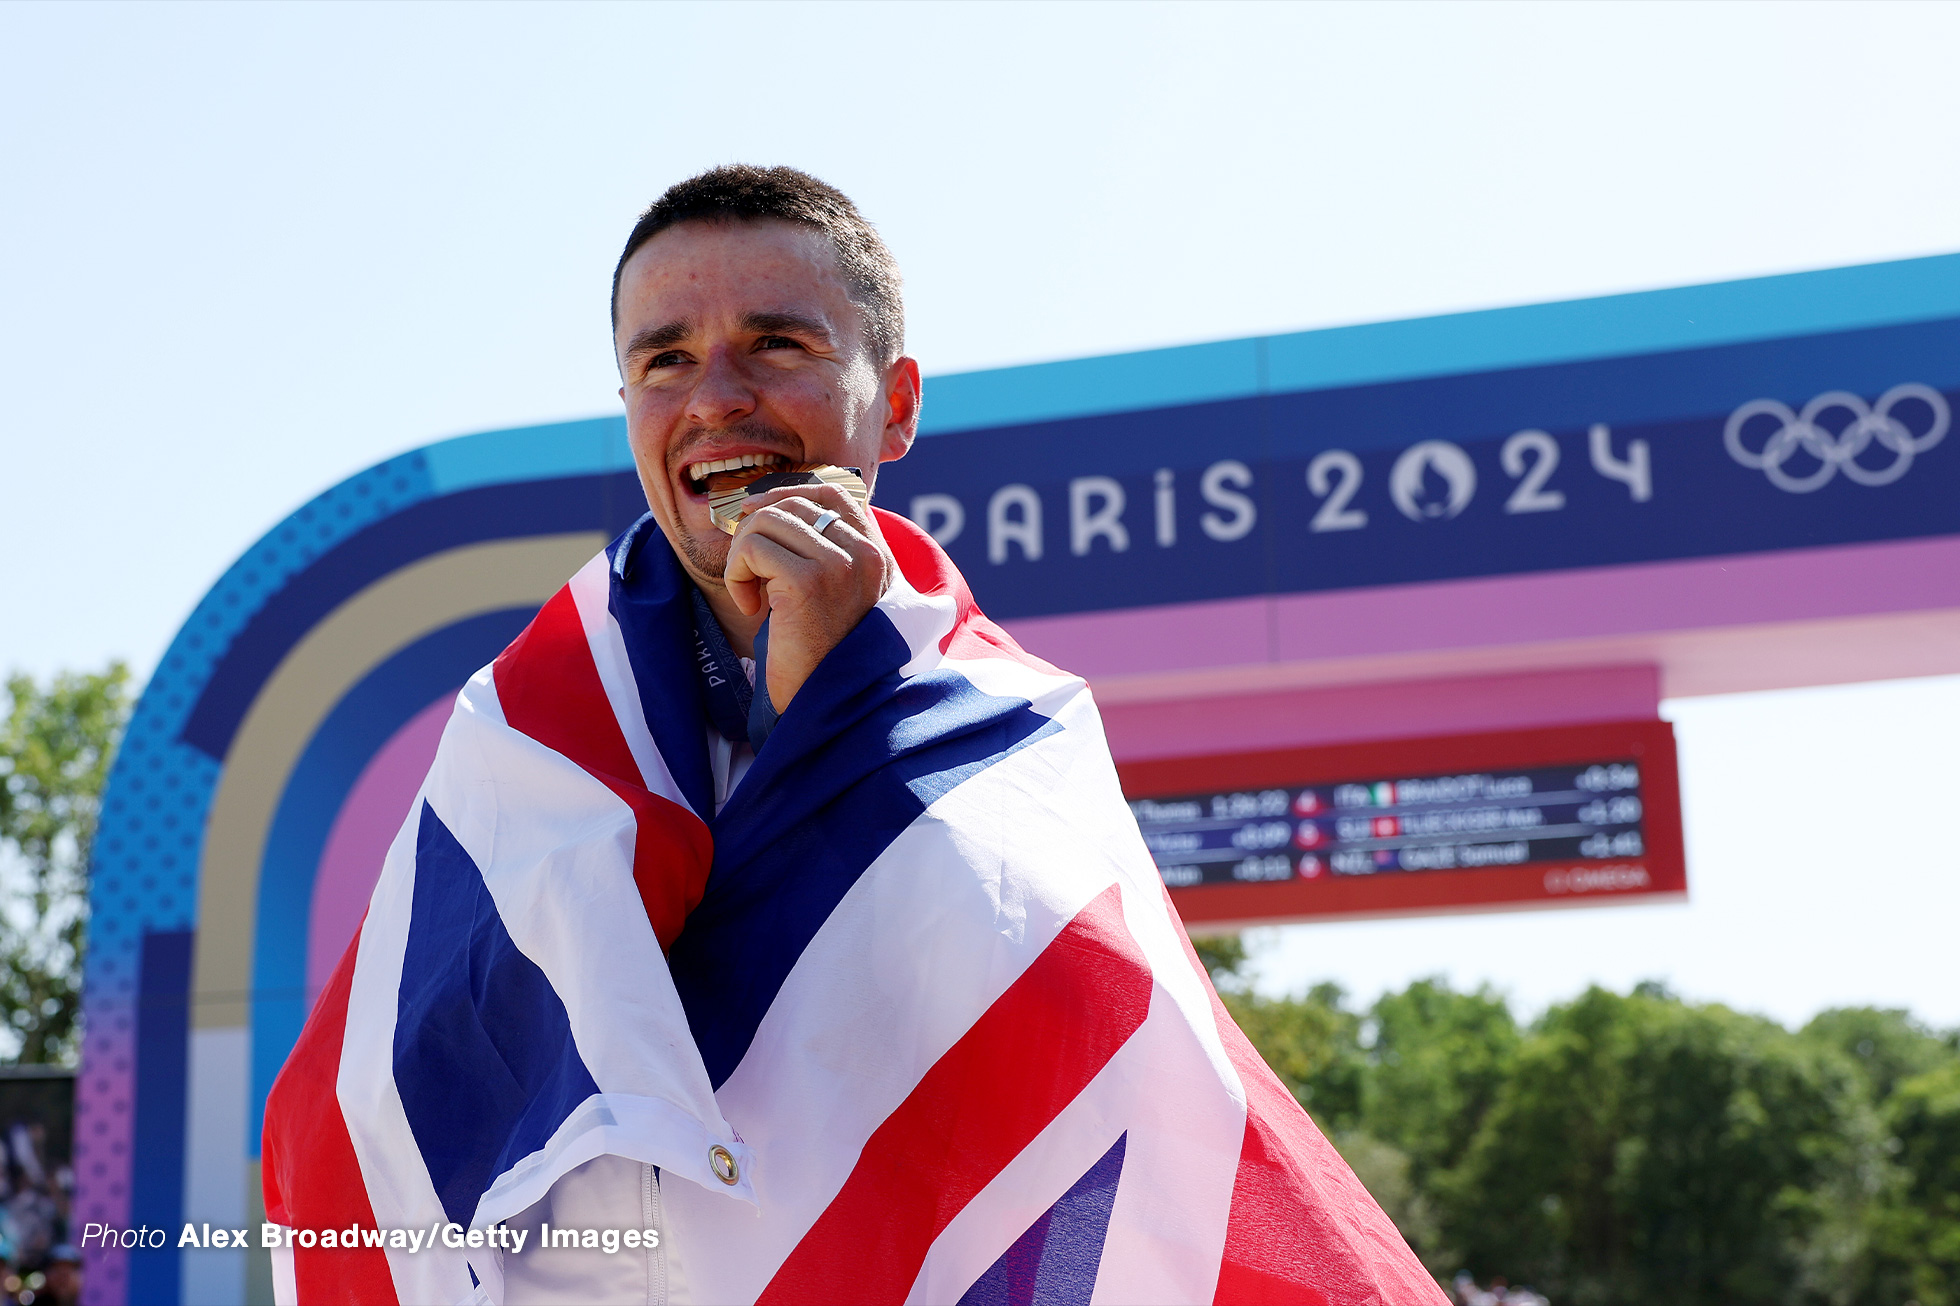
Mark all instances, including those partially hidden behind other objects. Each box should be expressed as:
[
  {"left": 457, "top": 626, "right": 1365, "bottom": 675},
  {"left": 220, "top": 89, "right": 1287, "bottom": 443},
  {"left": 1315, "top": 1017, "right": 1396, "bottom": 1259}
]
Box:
[
  {"left": 1189, "top": 933, "right": 1249, "bottom": 989},
  {"left": 1443, "top": 987, "right": 1878, "bottom": 1304},
  {"left": 1366, "top": 978, "right": 1518, "bottom": 1186},
  {"left": 0, "top": 664, "right": 132, "bottom": 1064},
  {"left": 1866, "top": 1061, "right": 1960, "bottom": 1305},
  {"left": 1212, "top": 934, "right": 1959, "bottom": 1305},
  {"left": 1224, "top": 981, "right": 1366, "bottom": 1130}
]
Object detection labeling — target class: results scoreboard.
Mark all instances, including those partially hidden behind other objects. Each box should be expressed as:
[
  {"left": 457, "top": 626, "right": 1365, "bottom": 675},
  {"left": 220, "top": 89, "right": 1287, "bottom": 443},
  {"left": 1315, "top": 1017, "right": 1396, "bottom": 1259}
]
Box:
[{"left": 1120, "top": 719, "right": 1686, "bottom": 925}]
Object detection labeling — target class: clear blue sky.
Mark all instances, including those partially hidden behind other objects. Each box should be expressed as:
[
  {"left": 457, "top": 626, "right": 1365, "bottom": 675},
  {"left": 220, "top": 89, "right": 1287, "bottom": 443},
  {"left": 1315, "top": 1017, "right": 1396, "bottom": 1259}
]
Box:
[{"left": 4, "top": 1, "right": 1957, "bottom": 1026}]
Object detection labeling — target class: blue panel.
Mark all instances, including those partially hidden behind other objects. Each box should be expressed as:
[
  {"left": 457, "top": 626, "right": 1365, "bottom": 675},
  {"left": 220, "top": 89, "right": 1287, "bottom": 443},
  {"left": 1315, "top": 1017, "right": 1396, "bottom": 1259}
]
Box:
[
  {"left": 127, "top": 930, "right": 192, "bottom": 1306},
  {"left": 423, "top": 416, "right": 633, "bottom": 495},
  {"left": 661, "top": 548, "right": 1060, "bottom": 1085},
  {"left": 919, "top": 252, "right": 1960, "bottom": 435},
  {"left": 85, "top": 453, "right": 435, "bottom": 1156},
  {"left": 1263, "top": 251, "right": 1960, "bottom": 399},
  {"left": 249, "top": 608, "right": 539, "bottom": 1156},
  {"left": 395, "top": 804, "right": 601, "bottom": 1227},
  {"left": 921, "top": 339, "right": 1262, "bottom": 438},
  {"left": 878, "top": 315, "right": 1960, "bottom": 621},
  {"left": 959, "top": 1133, "right": 1128, "bottom": 1306}
]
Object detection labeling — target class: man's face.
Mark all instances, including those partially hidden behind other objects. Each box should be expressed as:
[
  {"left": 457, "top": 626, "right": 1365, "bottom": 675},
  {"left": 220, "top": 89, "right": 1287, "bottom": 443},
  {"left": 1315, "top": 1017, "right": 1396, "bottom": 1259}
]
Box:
[{"left": 613, "top": 219, "right": 916, "bottom": 588}]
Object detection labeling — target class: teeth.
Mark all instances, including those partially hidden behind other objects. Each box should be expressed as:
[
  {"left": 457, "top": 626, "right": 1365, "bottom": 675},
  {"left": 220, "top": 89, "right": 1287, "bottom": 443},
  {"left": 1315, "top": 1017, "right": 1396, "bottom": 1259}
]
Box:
[{"left": 685, "top": 452, "right": 786, "bottom": 484}]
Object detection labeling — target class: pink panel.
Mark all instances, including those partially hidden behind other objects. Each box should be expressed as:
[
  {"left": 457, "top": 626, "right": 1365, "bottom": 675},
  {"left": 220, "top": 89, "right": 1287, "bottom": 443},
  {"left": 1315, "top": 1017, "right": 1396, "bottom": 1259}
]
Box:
[
  {"left": 1001, "top": 535, "right": 1960, "bottom": 694},
  {"left": 305, "top": 694, "right": 454, "bottom": 1006},
  {"left": 1270, "top": 534, "right": 1960, "bottom": 663},
  {"left": 1099, "top": 665, "right": 1660, "bottom": 763},
  {"left": 1005, "top": 593, "right": 1272, "bottom": 680}
]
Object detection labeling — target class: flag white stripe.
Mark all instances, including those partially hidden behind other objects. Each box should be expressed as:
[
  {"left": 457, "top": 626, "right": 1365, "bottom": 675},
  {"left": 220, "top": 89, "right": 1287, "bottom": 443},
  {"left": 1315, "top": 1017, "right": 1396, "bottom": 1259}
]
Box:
[
  {"left": 425, "top": 674, "right": 751, "bottom": 1215},
  {"left": 268, "top": 1238, "right": 297, "bottom": 1306},
  {"left": 336, "top": 729, "right": 474, "bottom": 1304},
  {"left": 566, "top": 554, "right": 692, "bottom": 815},
  {"left": 904, "top": 1057, "right": 1130, "bottom": 1306},
  {"left": 1085, "top": 988, "right": 1245, "bottom": 1306},
  {"left": 907, "top": 985, "right": 1244, "bottom": 1306},
  {"left": 664, "top": 692, "right": 1144, "bottom": 1305}
]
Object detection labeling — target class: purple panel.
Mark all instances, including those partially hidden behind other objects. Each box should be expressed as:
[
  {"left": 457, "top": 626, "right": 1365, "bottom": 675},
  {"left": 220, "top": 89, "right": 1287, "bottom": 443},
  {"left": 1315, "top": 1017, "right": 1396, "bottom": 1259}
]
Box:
[
  {"left": 1002, "top": 536, "right": 1960, "bottom": 696},
  {"left": 304, "top": 695, "right": 454, "bottom": 1008}
]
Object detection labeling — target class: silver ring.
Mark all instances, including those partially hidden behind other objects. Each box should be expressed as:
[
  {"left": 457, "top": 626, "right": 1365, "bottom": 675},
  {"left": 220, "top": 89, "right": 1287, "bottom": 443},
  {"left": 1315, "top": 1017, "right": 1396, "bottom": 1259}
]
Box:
[{"left": 809, "top": 508, "right": 843, "bottom": 537}]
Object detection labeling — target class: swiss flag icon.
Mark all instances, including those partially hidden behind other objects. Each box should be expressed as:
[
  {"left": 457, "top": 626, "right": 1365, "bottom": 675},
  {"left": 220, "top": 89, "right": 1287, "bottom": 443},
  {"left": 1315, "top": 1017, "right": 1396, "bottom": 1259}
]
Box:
[{"left": 1372, "top": 816, "right": 1400, "bottom": 838}]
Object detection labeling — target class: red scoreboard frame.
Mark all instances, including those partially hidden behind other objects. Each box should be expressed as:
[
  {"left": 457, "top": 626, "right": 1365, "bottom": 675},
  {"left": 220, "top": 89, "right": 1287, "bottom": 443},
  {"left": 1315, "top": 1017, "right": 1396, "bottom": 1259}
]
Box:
[{"left": 1119, "top": 718, "right": 1687, "bottom": 927}]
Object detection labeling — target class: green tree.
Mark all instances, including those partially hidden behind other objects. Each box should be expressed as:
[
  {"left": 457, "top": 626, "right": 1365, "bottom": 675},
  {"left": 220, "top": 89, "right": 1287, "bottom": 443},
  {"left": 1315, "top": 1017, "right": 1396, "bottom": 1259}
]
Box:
[
  {"left": 1865, "top": 1062, "right": 1960, "bottom": 1306},
  {"left": 1441, "top": 986, "right": 1875, "bottom": 1306},
  {"left": 1804, "top": 1005, "right": 1958, "bottom": 1104},
  {"left": 1364, "top": 978, "right": 1518, "bottom": 1185},
  {"left": 1223, "top": 981, "right": 1368, "bottom": 1135},
  {"left": 0, "top": 664, "right": 132, "bottom": 1064},
  {"left": 1190, "top": 932, "right": 1249, "bottom": 990}
]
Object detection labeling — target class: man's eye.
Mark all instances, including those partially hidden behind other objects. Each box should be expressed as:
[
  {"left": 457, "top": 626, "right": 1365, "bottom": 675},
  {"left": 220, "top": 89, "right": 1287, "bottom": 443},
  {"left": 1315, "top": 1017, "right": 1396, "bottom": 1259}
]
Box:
[
  {"left": 756, "top": 335, "right": 802, "bottom": 352},
  {"left": 647, "top": 350, "right": 687, "bottom": 371}
]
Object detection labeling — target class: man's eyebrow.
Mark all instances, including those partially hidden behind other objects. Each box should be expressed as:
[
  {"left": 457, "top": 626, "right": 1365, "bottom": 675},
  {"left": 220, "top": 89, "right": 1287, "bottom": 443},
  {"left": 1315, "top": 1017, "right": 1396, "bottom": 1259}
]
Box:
[
  {"left": 623, "top": 319, "right": 693, "bottom": 359},
  {"left": 743, "top": 311, "right": 834, "bottom": 343}
]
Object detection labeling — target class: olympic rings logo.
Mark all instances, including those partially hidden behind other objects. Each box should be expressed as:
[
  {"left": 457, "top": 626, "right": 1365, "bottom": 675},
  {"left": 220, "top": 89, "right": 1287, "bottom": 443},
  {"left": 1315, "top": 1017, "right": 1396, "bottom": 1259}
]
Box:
[{"left": 1724, "top": 383, "right": 1949, "bottom": 493}]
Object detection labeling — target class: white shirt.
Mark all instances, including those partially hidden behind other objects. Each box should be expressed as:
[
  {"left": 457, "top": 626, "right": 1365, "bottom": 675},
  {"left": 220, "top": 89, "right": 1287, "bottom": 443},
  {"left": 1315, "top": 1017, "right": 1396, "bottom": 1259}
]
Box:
[{"left": 709, "top": 655, "right": 759, "bottom": 813}]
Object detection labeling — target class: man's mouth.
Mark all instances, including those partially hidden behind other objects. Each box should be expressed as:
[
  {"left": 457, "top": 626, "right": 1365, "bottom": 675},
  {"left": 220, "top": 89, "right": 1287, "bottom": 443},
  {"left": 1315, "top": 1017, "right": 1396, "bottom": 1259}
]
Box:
[{"left": 683, "top": 451, "right": 789, "bottom": 497}]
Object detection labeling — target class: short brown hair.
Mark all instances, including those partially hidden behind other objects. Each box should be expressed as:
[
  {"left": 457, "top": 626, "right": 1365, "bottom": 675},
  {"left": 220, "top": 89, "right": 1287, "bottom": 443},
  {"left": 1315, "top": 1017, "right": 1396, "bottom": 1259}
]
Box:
[{"left": 611, "top": 164, "right": 905, "bottom": 365}]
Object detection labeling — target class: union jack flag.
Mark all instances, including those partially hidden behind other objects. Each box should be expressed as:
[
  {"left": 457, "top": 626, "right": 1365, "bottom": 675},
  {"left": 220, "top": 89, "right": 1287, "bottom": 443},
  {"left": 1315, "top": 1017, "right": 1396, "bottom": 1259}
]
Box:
[{"left": 262, "top": 511, "right": 1443, "bottom": 1305}]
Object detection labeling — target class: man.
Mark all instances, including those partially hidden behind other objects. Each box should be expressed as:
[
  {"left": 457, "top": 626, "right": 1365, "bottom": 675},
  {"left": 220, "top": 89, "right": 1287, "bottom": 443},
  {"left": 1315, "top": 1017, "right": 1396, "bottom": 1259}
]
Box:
[
  {"left": 264, "top": 166, "right": 1443, "bottom": 1305},
  {"left": 42, "top": 1243, "right": 82, "bottom": 1306}
]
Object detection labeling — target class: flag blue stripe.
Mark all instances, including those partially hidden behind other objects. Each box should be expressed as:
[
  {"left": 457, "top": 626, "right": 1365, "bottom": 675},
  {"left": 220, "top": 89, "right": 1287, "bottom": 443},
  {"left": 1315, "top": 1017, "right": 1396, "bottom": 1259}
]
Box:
[
  {"left": 606, "top": 516, "right": 716, "bottom": 820},
  {"left": 394, "top": 802, "right": 601, "bottom": 1226},
  {"left": 604, "top": 517, "right": 1061, "bottom": 1087},
  {"left": 668, "top": 608, "right": 1060, "bottom": 1088},
  {"left": 959, "top": 1132, "right": 1129, "bottom": 1306}
]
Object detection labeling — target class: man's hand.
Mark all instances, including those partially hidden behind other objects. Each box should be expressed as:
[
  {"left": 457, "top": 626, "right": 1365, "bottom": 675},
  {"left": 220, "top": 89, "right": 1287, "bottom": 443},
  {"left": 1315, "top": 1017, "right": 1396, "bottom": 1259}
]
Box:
[{"left": 724, "top": 482, "right": 891, "bottom": 712}]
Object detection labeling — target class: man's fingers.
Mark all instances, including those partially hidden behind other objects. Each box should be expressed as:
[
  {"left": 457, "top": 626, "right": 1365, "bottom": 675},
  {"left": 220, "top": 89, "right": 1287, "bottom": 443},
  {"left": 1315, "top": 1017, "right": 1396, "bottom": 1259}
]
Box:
[
  {"left": 723, "top": 531, "right": 813, "bottom": 616},
  {"left": 737, "top": 503, "right": 860, "bottom": 563},
  {"left": 738, "top": 482, "right": 871, "bottom": 535},
  {"left": 734, "top": 489, "right": 879, "bottom": 566}
]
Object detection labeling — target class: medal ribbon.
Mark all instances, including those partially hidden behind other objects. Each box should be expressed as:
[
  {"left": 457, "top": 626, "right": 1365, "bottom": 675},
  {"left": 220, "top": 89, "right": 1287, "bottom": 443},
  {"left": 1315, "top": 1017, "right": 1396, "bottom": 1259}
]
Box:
[{"left": 689, "top": 586, "right": 781, "bottom": 751}]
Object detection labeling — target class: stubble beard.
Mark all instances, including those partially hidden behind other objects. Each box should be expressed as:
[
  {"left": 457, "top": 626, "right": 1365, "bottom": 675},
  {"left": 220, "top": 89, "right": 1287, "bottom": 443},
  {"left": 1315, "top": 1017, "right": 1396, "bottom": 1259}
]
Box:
[{"left": 671, "top": 524, "right": 732, "bottom": 594}]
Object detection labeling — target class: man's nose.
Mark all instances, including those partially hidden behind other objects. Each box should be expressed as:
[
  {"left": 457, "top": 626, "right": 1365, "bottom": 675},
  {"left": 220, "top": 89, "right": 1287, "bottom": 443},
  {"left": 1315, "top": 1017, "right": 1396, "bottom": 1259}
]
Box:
[{"left": 684, "top": 347, "right": 757, "bottom": 429}]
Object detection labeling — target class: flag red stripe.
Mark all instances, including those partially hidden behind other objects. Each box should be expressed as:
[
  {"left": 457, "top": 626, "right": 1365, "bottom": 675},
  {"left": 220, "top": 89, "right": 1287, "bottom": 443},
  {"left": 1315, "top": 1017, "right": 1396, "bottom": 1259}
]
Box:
[
  {"left": 261, "top": 917, "right": 400, "bottom": 1305},
  {"left": 878, "top": 509, "right": 1066, "bottom": 675},
  {"left": 1158, "top": 888, "right": 1444, "bottom": 1306},
  {"left": 494, "top": 585, "right": 711, "bottom": 950},
  {"left": 757, "top": 882, "right": 1152, "bottom": 1305}
]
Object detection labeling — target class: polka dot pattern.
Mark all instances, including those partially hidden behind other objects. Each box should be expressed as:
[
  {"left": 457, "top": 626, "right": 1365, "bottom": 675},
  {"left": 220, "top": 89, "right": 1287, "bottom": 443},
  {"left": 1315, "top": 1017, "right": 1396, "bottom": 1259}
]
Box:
[{"left": 75, "top": 453, "right": 434, "bottom": 1300}]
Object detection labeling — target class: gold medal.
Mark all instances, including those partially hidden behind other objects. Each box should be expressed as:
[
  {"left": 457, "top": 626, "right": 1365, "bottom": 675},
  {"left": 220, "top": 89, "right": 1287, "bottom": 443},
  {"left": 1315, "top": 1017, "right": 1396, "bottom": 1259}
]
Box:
[{"left": 707, "top": 464, "right": 869, "bottom": 535}]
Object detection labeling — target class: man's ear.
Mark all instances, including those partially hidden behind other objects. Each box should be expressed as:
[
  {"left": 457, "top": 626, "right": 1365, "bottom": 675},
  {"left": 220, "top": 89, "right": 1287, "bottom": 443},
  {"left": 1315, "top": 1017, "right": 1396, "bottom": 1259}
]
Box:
[{"left": 878, "top": 356, "right": 923, "bottom": 463}]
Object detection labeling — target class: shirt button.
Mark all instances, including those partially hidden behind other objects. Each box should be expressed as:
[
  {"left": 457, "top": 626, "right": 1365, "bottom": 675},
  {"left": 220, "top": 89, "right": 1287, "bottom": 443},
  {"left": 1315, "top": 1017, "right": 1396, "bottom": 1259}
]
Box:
[{"left": 709, "top": 1144, "right": 739, "bottom": 1185}]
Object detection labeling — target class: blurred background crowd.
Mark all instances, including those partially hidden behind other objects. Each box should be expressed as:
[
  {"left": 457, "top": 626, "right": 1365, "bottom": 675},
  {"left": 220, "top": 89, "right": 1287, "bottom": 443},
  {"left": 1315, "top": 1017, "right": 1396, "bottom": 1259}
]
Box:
[{"left": 0, "top": 1110, "right": 79, "bottom": 1306}]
